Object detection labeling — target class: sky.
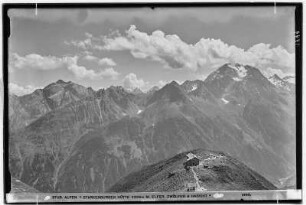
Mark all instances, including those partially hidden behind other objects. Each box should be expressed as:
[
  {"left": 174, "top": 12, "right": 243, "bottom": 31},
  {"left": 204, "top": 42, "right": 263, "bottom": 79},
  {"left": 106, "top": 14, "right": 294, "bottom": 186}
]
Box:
[{"left": 8, "top": 6, "right": 296, "bottom": 95}]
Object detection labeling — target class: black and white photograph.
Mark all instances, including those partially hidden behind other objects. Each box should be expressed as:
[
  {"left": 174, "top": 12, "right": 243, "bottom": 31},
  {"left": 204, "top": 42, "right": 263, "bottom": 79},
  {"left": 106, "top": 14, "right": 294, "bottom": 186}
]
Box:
[{"left": 3, "top": 2, "right": 302, "bottom": 203}]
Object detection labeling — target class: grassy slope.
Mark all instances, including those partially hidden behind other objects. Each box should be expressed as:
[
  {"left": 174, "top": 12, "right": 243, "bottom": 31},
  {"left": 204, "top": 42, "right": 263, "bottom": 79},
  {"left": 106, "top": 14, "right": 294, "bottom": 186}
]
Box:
[{"left": 108, "top": 149, "right": 277, "bottom": 193}]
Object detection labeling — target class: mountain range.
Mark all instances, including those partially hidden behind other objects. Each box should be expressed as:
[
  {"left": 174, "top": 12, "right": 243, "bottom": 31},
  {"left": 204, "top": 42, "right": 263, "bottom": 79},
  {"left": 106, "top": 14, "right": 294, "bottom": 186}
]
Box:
[{"left": 9, "top": 63, "right": 296, "bottom": 193}]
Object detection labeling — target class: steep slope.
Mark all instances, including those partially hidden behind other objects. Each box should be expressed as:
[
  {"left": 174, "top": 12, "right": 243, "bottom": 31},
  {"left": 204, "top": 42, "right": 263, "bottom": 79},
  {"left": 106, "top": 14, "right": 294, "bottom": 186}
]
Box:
[
  {"left": 180, "top": 80, "right": 202, "bottom": 93},
  {"left": 9, "top": 95, "right": 32, "bottom": 131},
  {"left": 9, "top": 86, "right": 142, "bottom": 192},
  {"left": 204, "top": 63, "right": 279, "bottom": 105},
  {"left": 268, "top": 74, "right": 294, "bottom": 92},
  {"left": 54, "top": 77, "right": 293, "bottom": 193},
  {"left": 10, "top": 177, "right": 40, "bottom": 193},
  {"left": 9, "top": 80, "right": 95, "bottom": 131},
  {"left": 146, "top": 81, "right": 189, "bottom": 105},
  {"left": 108, "top": 149, "right": 277, "bottom": 192}
]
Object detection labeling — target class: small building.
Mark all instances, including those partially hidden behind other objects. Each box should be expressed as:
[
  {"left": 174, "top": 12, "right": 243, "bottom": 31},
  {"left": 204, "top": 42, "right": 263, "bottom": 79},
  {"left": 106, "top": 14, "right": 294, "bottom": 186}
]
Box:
[
  {"left": 186, "top": 153, "right": 197, "bottom": 160},
  {"left": 186, "top": 183, "right": 196, "bottom": 192}
]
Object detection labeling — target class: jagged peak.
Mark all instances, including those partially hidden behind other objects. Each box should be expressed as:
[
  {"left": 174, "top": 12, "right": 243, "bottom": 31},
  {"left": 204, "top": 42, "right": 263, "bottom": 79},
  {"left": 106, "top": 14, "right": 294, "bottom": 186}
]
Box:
[
  {"left": 168, "top": 80, "right": 180, "bottom": 87},
  {"left": 270, "top": 74, "right": 282, "bottom": 80},
  {"left": 56, "top": 79, "right": 66, "bottom": 84},
  {"left": 146, "top": 80, "right": 187, "bottom": 105},
  {"left": 107, "top": 85, "right": 126, "bottom": 92}
]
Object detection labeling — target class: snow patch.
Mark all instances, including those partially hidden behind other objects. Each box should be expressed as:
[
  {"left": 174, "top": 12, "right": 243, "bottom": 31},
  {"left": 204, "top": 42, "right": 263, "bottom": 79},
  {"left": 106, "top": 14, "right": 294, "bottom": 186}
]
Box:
[
  {"left": 228, "top": 64, "right": 247, "bottom": 79},
  {"left": 237, "top": 65, "right": 247, "bottom": 78},
  {"left": 137, "top": 109, "right": 143, "bottom": 114},
  {"left": 191, "top": 84, "right": 197, "bottom": 91},
  {"left": 233, "top": 77, "right": 242, "bottom": 82},
  {"left": 228, "top": 64, "right": 237, "bottom": 70},
  {"left": 221, "top": 98, "right": 229, "bottom": 104},
  {"left": 269, "top": 76, "right": 290, "bottom": 90},
  {"left": 269, "top": 77, "right": 281, "bottom": 87}
]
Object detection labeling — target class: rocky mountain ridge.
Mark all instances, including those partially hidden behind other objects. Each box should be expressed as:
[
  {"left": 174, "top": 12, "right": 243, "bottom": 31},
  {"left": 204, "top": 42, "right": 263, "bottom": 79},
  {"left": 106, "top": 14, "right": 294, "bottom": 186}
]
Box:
[
  {"left": 9, "top": 63, "right": 296, "bottom": 193},
  {"left": 108, "top": 149, "right": 277, "bottom": 192}
]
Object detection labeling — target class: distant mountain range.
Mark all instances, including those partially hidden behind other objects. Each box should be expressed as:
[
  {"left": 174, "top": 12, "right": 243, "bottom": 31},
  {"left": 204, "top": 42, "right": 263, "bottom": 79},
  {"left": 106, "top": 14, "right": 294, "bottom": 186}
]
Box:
[{"left": 9, "top": 63, "right": 296, "bottom": 193}]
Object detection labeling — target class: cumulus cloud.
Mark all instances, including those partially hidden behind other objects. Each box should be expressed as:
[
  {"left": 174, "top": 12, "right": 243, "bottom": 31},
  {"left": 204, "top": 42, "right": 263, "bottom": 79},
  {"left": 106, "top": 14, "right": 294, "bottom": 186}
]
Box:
[
  {"left": 82, "top": 55, "right": 117, "bottom": 67},
  {"left": 98, "top": 58, "right": 117, "bottom": 66},
  {"left": 99, "top": 68, "right": 120, "bottom": 80},
  {"left": 10, "top": 53, "right": 119, "bottom": 80},
  {"left": 65, "top": 56, "right": 98, "bottom": 79},
  {"left": 261, "top": 67, "right": 293, "bottom": 78},
  {"left": 123, "top": 73, "right": 146, "bottom": 90},
  {"left": 83, "top": 55, "right": 98, "bottom": 61},
  {"left": 64, "top": 38, "right": 92, "bottom": 50},
  {"left": 157, "top": 80, "right": 168, "bottom": 88},
  {"left": 9, "top": 83, "right": 38, "bottom": 96},
  {"left": 65, "top": 32, "right": 103, "bottom": 51},
  {"left": 10, "top": 53, "right": 67, "bottom": 70},
  {"left": 65, "top": 56, "right": 119, "bottom": 79},
  {"left": 100, "top": 25, "right": 295, "bottom": 74}
]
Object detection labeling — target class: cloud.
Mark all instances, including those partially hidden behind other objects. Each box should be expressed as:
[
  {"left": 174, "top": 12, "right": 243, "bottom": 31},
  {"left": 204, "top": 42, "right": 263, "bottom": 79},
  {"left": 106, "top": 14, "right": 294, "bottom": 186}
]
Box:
[
  {"left": 9, "top": 83, "right": 38, "bottom": 96},
  {"left": 100, "top": 25, "right": 295, "bottom": 74},
  {"left": 99, "top": 68, "right": 120, "bottom": 80},
  {"left": 64, "top": 38, "right": 92, "bottom": 50},
  {"left": 261, "top": 67, "right": 293, "bottom": 78},
  {"left": 98, "top": 58, "right": 117, "bottom": 66},
  {"left": 123, "top": 73, "right": 145, "bottom": 90},
  {"left": 65, "top": 56, "right": 119, "bottom": 80},
  {"left": 65, "top": 32, "right": 103, "bottom": 51},
  {"left": 157, "top": 80, "right": 167, "bottom": 88},
  {"left": 10, "top": 53, "right": 119, "bottom": 80},
  {"left": 82, "top": 55, "right": 117, "bottom": 67},
  {"left": 65, "top": 56, "right": 99, "bottom": 79},
  {"left": 83, "top": 55, "right": 98, "bottom": 61},
  {"left": 10, "top": 53, "right": 66, "bottom": 70}
]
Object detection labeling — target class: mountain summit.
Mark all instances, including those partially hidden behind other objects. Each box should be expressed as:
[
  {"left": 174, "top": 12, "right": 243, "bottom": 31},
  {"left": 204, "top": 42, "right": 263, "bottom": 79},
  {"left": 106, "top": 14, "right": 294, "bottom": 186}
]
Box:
[
  {"left": 108, "top": 149, "right": 276, "bottom": 192},
  {"left": 147, "top": 81, "right": 188, "bottom": 105}
]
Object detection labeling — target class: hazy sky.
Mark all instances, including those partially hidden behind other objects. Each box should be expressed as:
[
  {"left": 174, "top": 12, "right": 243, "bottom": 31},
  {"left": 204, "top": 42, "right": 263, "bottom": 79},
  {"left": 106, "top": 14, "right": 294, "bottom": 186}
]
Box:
[{"left": 8, "top": 6, "right": 296, "bottom": 95}]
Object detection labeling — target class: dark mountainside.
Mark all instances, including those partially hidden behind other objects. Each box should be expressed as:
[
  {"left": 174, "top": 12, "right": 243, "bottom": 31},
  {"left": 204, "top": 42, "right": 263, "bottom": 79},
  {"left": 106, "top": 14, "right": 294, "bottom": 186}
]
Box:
[
  {"left": 9, "top": 80, "right": 95, "bottom": 131},
  {"left": 108, "top": 149, "right": 277, "bottom": 192},
  {"left": 10, "top": 177, "right": 40, "bottom": 193},
  {"left": 9, "top": 63, "right": 296, "bottom": 193}
]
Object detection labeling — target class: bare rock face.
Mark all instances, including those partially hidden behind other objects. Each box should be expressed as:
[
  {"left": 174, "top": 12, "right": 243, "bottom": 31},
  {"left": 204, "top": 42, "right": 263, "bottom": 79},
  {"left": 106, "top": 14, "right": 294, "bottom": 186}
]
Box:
[
  {"left": 9, "top": 63, "right": 296, "bottom": 193},
  {"left": 9, "top": 80, "right": 95, "bottom": 131}
]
